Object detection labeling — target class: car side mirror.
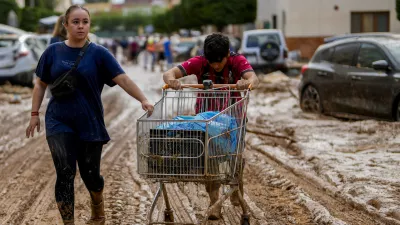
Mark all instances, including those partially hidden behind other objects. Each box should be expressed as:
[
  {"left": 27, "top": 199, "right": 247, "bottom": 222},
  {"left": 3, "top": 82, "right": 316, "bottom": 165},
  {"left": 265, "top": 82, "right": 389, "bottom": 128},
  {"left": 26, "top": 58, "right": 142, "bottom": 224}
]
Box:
[{"left": 372, "top": 60, "right": 390, "bottom": 71}]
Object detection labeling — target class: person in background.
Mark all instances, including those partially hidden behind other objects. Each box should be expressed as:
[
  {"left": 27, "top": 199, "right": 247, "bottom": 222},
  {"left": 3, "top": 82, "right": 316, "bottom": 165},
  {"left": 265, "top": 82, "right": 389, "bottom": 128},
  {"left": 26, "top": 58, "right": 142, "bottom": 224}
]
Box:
[
  {"left": 50, "top": 15, "right": 67, "bottom": 44},
  {"left": 155, "top": 35, "right": 165, "bottom": 71},
  {"left": 119, "top": 37, "right": 129, "bottom": 64},
  {"left": 145, "top": 36, "right": 156, "bottom": 71},
  {"left": 110, "top": 39, "right": 117, "bottom": 57},
  {"left": 26, "top": 5, "right": 154, "bottom": 225},
  {"left": 129, "top": 37, "right": 139, "bottom": 64},
  {"left": 163, "top": 35, "right": 173, "bottom": 70}
]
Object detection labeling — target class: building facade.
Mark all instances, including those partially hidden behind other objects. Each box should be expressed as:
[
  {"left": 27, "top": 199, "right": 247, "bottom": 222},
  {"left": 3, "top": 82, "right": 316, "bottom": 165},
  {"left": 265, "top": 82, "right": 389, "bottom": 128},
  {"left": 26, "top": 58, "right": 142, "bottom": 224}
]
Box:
[{"left": 257, "top": 0, "right": 400, "bottom": 58}]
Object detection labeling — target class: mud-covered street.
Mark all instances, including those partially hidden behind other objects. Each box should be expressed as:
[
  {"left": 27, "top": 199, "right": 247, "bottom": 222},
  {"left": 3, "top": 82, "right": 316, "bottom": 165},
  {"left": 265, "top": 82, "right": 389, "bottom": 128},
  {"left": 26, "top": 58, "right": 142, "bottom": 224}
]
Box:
[{"left": 1, "top": 64, "right": 400, "bottom": 225}]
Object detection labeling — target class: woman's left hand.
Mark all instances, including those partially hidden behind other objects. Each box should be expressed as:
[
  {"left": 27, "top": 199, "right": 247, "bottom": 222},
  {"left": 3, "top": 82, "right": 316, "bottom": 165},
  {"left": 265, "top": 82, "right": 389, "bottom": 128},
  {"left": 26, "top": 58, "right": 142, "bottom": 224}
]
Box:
[{"left": 141, "top": 100, "right": 154, "bottom": 116}]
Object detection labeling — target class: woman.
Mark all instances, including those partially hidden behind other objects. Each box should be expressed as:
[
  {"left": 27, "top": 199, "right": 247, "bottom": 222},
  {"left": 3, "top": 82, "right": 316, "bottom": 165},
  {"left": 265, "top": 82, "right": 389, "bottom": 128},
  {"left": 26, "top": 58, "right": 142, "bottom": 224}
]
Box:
[
  {"left": 25, "top": 5, "right": 153, "bottom": 225},
  {"left": 50, "top": 15, "right": 67, "bottom": 44}
]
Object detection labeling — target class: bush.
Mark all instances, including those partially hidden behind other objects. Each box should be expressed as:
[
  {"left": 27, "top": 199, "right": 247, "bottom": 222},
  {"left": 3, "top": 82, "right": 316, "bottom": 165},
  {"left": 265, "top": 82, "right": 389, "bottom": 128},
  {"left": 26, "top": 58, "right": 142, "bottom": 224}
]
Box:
[
  {"left": 19, "top": 7, "right": 60, "bottom": 32},
  {"left": 0, "top": 0, "right": 20, "bottom": 25},
  {"left": 92, "top": 12, "right": 152, "bottom": 33}
]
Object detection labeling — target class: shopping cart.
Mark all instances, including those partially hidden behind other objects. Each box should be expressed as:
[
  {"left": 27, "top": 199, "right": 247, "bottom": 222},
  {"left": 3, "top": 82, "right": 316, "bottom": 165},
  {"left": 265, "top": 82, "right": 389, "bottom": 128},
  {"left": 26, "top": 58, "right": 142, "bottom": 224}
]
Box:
[{"left": 137, "top": 81, "right": 251, "bottom": 225}]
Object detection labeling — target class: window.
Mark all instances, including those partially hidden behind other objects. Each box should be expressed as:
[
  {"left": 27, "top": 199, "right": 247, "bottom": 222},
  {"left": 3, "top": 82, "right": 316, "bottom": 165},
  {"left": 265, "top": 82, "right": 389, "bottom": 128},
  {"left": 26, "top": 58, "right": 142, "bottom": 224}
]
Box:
[
  {"left": 313, "top": 47, "right": 334, "bottom": 62},
  {"left": 331, "top": 43, "right": 359, "bottom": 66},
  {"left": 272, "top": 15, "right": 277, "bottom": 29},
  {"left": 357, "top": 43, "right": 387, "bottom": 68},
  {"left": 246, "top": 33, "right": 281, "bottom": 48},
  {"left": 263, "top": 21, "right": 270, "bottom": 29},
  {"left": 25, "top": 38, "right": 35, "bottom": 49},
  {"left": 0, "top": 39, "right": 17, "bottom": 48},
  {"left": 351, "top": 12, "right": 389, "bottom": 33}
]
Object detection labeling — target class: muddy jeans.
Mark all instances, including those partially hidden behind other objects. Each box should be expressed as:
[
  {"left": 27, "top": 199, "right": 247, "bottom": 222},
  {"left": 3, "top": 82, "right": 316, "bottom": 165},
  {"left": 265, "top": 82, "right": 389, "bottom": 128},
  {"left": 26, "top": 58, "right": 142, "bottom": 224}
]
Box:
[{"left": 47, "top": 133, "right": 104, "bottom": 221}]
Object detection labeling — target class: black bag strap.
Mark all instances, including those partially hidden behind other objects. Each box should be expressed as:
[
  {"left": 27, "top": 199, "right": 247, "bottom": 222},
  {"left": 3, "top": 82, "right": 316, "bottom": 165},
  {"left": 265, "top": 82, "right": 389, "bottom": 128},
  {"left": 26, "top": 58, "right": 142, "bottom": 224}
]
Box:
[{"left": 72, "top": 40, "right": 90, "bottom": 69}]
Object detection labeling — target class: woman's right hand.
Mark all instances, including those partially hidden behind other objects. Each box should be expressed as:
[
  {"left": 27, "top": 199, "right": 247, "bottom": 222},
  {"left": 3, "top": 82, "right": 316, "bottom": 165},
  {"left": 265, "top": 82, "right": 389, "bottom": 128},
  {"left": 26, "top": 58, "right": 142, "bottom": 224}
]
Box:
[{"left": 26, "top": 115, "right": 40, "bottom": 138}]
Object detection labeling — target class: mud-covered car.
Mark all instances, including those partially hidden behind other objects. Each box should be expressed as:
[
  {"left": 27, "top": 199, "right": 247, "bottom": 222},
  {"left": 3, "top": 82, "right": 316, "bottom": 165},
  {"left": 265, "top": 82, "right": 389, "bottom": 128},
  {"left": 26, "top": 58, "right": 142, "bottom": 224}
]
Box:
[
  {"left": 299, "top": 34, "right": 400, "bottom": 121},
  {"left": 240, "top": 29, "right": 288, "bottom": 73},
  {"left": 0, "top": 34, "right": 45, "bottom": 87}
]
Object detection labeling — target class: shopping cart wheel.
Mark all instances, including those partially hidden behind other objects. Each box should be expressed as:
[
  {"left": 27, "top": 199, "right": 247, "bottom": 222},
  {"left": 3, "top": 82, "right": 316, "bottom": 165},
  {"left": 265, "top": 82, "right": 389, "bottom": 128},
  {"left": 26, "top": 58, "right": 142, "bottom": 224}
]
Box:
[
  {"left": 241, "top": 214, "right": 250, "bottom": 225},
  {"left": 164, "top": 209, "right": 174, "bottom": 222}
]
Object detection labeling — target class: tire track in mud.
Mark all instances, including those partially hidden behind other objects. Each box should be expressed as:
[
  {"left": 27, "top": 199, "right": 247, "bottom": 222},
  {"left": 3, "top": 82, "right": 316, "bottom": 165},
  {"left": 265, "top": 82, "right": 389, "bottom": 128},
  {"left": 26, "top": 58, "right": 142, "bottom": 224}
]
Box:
[
  {"left": 0, "top": 87, "right": 118, "bottom": 171},
  {"left": 243, "top": 149, "right": 316, "bottom": 225},
  {"left": 0, "top": 91, "right": 129, "bottom": 224},
  {"left": 245, "top": 135, "right": 391, "bottom": 225},
  {"left": 26, "top": 97, "right": 138, "bottom": 225},
  {"left": 0, "top": 145, "right": 55, "bottom": 224},
  {"left": 0, "top": 103, "right": 32, "bottom": 138},
  {"left": 160, "top": 181, "right": 252, "bottom": 225}
]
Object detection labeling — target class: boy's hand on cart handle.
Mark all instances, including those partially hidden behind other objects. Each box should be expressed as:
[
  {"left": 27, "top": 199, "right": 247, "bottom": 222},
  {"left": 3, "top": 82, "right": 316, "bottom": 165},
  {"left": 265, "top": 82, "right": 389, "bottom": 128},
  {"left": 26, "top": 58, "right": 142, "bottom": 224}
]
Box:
[
  {"left": 236, "top": 80, "right": 251, "bottom": 90},
  {"left": 167, "top": 80, "right": 182, "bottom": 90},
  {"left": 141, "top": 100, "right": 154, "bottom": 116}
]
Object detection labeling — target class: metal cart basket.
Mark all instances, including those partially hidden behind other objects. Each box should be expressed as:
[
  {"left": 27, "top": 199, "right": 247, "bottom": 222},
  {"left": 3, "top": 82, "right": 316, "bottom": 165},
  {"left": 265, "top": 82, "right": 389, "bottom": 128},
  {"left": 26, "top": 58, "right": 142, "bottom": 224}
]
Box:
[{"left": 137, "top": 83, "right": 251, "bottom": 225}]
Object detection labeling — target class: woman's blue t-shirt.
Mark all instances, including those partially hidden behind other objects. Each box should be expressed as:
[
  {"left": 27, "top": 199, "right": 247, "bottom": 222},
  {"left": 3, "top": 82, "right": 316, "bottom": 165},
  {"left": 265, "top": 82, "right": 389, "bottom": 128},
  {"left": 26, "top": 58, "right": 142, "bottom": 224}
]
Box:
[{"left": 35, "top": 42, "right": 125, "bottom": 143}]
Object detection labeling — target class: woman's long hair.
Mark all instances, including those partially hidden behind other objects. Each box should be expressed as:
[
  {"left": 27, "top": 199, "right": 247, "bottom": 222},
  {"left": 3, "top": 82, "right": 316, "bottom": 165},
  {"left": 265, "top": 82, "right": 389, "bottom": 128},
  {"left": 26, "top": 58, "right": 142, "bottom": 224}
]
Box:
[{"left": 52, "top": 15, "right": 67, "bottom": 40}]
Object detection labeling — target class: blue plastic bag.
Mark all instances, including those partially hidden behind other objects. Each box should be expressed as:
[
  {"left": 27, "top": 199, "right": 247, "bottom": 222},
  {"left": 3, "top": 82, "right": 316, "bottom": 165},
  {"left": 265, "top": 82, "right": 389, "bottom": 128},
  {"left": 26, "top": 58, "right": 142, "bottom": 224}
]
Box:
[{"left": 156, "top": 111, "right": 238, "bottom": 153}]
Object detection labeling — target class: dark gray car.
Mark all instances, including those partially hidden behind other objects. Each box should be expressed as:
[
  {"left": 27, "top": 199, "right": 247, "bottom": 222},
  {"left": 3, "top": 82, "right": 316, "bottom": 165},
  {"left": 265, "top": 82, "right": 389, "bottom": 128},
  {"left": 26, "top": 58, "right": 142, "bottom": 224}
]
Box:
[{"left": 298, "top": 36, "right": 400, "bottom": 121}]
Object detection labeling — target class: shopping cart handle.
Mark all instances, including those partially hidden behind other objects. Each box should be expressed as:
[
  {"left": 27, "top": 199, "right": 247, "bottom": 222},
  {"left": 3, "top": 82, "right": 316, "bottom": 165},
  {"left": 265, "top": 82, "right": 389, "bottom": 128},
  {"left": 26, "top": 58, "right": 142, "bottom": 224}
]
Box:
[{"left": 162, "top": 83, "right": 252, "bottom": 90}]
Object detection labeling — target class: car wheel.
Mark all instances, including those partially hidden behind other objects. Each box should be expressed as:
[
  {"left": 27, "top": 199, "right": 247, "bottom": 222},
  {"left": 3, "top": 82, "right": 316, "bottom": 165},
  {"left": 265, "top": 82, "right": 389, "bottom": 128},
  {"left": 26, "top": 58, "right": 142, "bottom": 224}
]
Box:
[
  {"left": 395, "top": 99, "right": 400, "bottom": 121},
  {"left": 259, "top": 41, "right": 280, "bottom": 61},
  {"left": 300, "top": 85, "right": 322, "bottom": 113}
]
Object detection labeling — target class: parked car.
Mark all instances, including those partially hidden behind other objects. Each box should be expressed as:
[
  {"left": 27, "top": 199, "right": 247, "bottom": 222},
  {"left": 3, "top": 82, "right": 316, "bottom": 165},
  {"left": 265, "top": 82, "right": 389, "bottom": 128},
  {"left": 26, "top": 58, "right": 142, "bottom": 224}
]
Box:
[
  {"left": 298, "top": 34, "right": 400, "bottom": 121},
  {"left": 0, "top": 24, "right": 27, "bottom": 35},
  {"left": 194, "top": 34, "right": 241, "bottom": 55},
  {"left": 324, "top": 32, "right": 400, "bottom": 44},
  {"left": 0, "top": 34, "right": 46, "bottom": 87},
  {"left": 240, "top": 29, "right": 288, "bottom": 73},
  {"left": 173, "top": 40, "right": 196, "bottom": 62},
  {"left": 37, "top": 33, "right": 52, "bottom": 46}
]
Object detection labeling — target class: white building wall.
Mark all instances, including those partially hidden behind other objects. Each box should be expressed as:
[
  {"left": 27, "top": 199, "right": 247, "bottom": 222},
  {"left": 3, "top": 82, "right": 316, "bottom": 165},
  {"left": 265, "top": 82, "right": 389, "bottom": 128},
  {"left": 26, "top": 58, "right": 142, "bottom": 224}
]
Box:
[
  {"left": 257, "top": 0, "right": 400, "bottom": 37},
  {"left": 55, "top": 0, "right": 72, "bottom": 13},
  {"left": 256, "top": 0, "right": 289, "bottom": 33},
  {"left": 15, "top": 0, "right": 25, "bottom": 8}
]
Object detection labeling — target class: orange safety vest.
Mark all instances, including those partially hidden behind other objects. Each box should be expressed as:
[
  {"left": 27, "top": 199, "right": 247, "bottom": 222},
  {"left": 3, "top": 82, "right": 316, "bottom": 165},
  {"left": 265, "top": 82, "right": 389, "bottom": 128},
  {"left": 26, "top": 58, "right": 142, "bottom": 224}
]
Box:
[{"left": 146, "top": 43, "right": 155, "bottom": 52}]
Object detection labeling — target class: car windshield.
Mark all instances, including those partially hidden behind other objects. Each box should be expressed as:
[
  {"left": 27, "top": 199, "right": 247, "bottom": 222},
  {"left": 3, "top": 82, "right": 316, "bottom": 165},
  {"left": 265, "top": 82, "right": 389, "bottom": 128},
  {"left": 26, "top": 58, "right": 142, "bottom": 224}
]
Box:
[
  {"left": 246, "top": 33, "right": 281, "bottom": 48},
  {"left": 382, "top": 40, "right": 400, "bottom": 63},
  {"left": 178, "top": 42, "right": 195, "bottom": 48}
]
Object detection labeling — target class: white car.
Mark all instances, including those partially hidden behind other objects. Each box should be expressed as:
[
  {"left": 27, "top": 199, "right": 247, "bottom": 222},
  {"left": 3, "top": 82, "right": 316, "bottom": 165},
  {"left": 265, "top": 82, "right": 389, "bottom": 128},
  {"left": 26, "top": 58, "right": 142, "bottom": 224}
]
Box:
[
  {"left": 37, "top": 33, "right": 99, "bottom": 47},
  {"left": 240, "top": 29, "right": 288, "bottom": 73},
  {"left": 0, "top": 34, "right": 46, "bottom": 87},
  {"left": 37, "top": 33, "right": 52, "bottom": 46},
  {"left": 0, "top": 23, "right": 27, "bottom": 36}
]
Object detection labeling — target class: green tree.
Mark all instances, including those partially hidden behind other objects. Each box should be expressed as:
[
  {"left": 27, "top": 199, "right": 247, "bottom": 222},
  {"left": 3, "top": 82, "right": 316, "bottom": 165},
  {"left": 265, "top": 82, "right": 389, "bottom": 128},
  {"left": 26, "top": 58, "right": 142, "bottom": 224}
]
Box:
[
  {"left": 124, "top": 13, "right": 152, "bottom": 32},
  {"left": 92, "top": 12, "right": 152, "bottom": 33},
  {"left": 201, "top": 0, "right": 256, "bottom": 32},
  {"left": 152, "top": 10, "right": 175, "bottom": 34},
  {"left": 24, "top": 0, "right": 56, "bottom": 10},
  {"left": 154, "top": 0, "right": 256, "bottom": 33},
  {"left": 0, "top": 0, "right": 20, "bottom": 25},
  {"left": 19, "top": 6, "right": 60, "bottom": 31},
  {"left": 92, "top": 12, "right": 123, "bottom": 31},
  {"left": 85, "top": 0, "right": 108, "bottom": 3}
]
